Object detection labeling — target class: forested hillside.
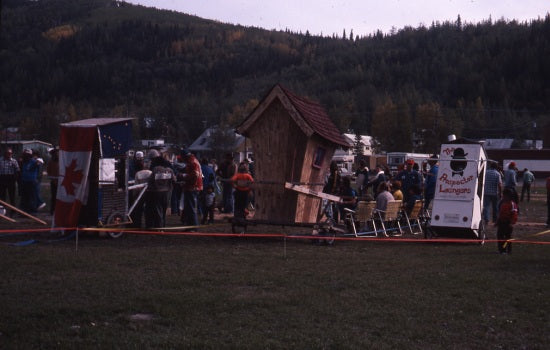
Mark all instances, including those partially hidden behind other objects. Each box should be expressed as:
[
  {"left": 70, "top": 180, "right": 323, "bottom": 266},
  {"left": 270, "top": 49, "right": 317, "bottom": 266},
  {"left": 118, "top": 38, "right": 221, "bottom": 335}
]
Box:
[{"left": 1, "top": 0, "right": 549, "bottom": 152}]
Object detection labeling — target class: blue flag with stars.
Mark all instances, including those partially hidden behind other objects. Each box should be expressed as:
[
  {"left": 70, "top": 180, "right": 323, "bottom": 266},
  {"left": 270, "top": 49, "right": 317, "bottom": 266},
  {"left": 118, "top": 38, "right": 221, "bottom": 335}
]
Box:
[{"left": 98, "top": 120, "right": 132, "bottom": 157}]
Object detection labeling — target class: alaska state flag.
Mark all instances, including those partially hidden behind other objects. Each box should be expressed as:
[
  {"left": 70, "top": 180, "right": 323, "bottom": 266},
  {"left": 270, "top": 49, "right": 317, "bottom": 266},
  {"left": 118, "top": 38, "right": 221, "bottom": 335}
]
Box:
[{"left": 54, "top": 126, "right": 96, "bottom": 228}]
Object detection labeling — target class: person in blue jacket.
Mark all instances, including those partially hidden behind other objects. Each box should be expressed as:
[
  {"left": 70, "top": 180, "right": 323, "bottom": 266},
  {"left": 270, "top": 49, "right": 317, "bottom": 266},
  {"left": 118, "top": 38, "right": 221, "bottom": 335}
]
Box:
[
  {"left": 423, "top": 154, "right": 439, "bottom": 210},
  {"left": 19, "top": 148, "right": 43, "bottom": 213}
]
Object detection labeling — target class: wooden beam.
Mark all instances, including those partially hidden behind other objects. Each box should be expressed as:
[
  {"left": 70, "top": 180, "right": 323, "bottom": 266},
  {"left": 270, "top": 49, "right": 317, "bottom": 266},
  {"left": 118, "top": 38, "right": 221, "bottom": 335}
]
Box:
[
  {"left": 0, "top": 213, "right": 16, "bottom": 223},
  {"left": 0, "top": 200, "right": 47, "bottom": 225},
  {"left": 284, "top": 182, "right": 342, "bottom": 203}
]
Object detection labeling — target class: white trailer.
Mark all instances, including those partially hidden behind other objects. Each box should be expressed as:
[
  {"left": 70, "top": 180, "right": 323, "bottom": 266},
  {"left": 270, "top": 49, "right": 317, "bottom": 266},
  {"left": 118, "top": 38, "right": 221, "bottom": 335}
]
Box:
[
  {"left": 386, "top": 152, "right": 431, "bottom": 174},
  {"left": 429, "top": 139, "right": 488, "bottom": 241}
]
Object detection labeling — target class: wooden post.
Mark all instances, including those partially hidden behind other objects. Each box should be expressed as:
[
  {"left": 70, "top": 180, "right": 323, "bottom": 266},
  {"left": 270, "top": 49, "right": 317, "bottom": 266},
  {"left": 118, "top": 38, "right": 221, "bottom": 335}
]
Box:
[
  {"left": 0, "top": 213, "right": 16, "bottom": 223},
  {"left": 0, "top": 199, "right": 47, "bottom": 225}
]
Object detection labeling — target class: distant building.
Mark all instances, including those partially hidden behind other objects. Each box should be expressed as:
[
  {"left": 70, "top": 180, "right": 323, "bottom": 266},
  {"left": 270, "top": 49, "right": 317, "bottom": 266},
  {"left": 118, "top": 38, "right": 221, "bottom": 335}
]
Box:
[
  {"left": 342, "top": 133, "right": 373, "bottom": 155},
  {"left": 188, "top": 126, "right": 251, "bottom": 162},
  {"left": 483, "top": 138, "right": 514, "bottom": 149},
  {"left": 482, "top": 138, "right": 543, "bottom": 150},
  {"left": 332, "top": 133, "right": 373, "bottom": 176},
  {"left": 485, "top": 149, "right": 550, "bottom": 178},
  {"left": 522, "top": 139, "right": 543, "bottom": 150},
  {"left": 0, "top": 127, "right": 20, "bottom": 141},
  {"left": 1, "top": 140, "right": 53, "bottom": 157},
  {"left": 140, "top": 139, "right": 164, "bottom": 147}
]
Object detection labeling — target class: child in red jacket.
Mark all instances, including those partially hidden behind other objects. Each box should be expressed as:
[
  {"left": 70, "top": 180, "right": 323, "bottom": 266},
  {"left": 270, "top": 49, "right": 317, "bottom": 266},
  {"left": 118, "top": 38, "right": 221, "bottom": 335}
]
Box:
[
  {"left": 231, "top": 163, "right": 254, "bottom": 219},
  {"left": 496, "top": 187, "right": 518, "bottom": 254}
]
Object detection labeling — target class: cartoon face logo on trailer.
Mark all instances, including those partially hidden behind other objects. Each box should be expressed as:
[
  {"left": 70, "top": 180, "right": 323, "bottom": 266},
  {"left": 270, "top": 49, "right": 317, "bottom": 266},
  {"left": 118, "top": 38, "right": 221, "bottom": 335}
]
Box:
[{"left": 450, "top": 148, "right": 468, "bottom": 177}]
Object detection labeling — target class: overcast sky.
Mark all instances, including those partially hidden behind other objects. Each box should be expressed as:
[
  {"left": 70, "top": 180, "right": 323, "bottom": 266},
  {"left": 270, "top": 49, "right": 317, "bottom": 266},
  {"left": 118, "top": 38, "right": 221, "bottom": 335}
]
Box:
[{"left": 126, "top": 0, "right": 549, "bottom": 36}]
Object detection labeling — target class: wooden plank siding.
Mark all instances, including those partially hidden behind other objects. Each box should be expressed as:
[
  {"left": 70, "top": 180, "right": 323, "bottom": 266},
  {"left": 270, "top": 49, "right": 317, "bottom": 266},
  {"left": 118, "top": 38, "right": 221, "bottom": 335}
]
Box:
[
  {"left": 293, "top": 136, "right": 335, "bottom": 223},
  {"left": 250, "top": 99, "right": 307, "bottom": 221},
  {"left": 237, "top": 84, "right": 349, "bottom": 224},
  {"left": 247, "top": 100, "right": 335, "bottom": 223}
]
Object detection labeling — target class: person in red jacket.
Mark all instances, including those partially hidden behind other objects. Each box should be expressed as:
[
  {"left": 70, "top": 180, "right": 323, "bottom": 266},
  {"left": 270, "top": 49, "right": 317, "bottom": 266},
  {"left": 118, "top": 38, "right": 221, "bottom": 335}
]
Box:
[
  {"left": 178, "top": 149, "right": 203, "bottom": 227},
  {"left": 496, "top": 187, "right": 518, "bottom": 254},
  {"left": 231, "top": 162, "right": 254, "bottom": 219}
]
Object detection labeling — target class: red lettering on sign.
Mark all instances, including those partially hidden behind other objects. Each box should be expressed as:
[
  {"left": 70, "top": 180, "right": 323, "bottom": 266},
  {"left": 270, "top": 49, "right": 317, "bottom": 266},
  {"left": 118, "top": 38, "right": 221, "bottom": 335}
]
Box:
[
  {"left": 438, "top": 173, "right": 474, "bottom": 186},
  {"left": 438, "top": 185, "right": 472, "bottom": 195}
]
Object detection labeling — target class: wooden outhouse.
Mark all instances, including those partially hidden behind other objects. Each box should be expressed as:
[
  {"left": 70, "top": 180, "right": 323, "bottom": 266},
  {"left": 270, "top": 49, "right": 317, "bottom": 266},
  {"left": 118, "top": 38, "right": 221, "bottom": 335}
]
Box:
[{"left": 236, "top": 84, "right": 348, "bottom": 224}]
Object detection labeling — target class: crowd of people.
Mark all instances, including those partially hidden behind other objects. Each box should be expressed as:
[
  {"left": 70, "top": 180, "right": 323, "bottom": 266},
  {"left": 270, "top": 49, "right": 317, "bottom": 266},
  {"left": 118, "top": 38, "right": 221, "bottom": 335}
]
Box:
[
  {"left": 322, "top": 156, "right": 550, "bottom": 247},
  {"left": 128, "top": 149, "right": 254, "bottom": 230},
  {"left": 338, "top": 157, "right": 548, "bottom": 254},
  {"left": 1, "top": 145, "right": 549, "bottom": 240},
  {"left": 482, "top": 161, "right": 550, "bottom": 253},
  {"left": 482, "top": 161, "right": 538, "bottom": 224},
  {"left": 0, "top": 147, "right": 53, "bottom": 217},
  {"left": 0, "top": 146, "right": 257, "bottom": 230},
  {"left": 322, "top": 155, "right": 440, "bottom": 224}
]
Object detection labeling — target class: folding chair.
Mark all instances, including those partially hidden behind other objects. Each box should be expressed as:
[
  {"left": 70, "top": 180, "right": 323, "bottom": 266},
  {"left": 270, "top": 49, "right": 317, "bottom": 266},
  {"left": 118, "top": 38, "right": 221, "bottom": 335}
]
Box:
[
  {"left": 344, "top": 201, "right": 377, "bottom": 237},
  {"left": 402, "top": 200, "right": 423, "bottom": 235},
  {"left": 374, "top": 200, "right": 403, "bottom": 237}
]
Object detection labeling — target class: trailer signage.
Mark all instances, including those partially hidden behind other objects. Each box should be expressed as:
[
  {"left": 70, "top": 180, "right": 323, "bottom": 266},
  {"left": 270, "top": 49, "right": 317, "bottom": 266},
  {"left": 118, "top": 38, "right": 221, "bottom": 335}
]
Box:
[{"left": 435, "top": 144, "right": 481, "bottom": 200}]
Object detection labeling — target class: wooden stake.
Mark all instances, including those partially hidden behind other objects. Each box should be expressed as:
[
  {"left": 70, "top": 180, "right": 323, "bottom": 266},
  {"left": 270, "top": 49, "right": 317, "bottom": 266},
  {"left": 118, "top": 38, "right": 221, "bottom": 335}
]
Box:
[
  {"left": 0, "top": 199, "right": 47, "bottom": 225},
  {"left": 0, "top": 213, "right": 16, "bottom": 223}
]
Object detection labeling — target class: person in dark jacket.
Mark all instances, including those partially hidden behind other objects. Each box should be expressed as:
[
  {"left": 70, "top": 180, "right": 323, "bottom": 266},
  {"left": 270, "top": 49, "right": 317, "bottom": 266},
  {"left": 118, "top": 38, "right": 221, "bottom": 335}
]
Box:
[
  {"left": 323, "top": 161, "right": 342, "bottom": 222},
  {"left": 144, "top": 149, "right": 174, "bottom": 228},
  {"left": 217, "top": 153, "right": 237, "bottom": 213},
  {"left": 0, "top": 148, "right": 20, "bottom": 216},
  {"left": 395, "top": 159, "right": 422, "bottom": 203},
  {"left": 423, "top": 154, "right": 439, "bottom": 210},
  {"left": 367, "top": 165, "right": 386, "bottom": 198}
]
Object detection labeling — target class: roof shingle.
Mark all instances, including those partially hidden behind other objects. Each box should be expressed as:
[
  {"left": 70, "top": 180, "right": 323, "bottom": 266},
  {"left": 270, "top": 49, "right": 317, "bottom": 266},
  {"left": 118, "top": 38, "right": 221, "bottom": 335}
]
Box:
[{"left": 279, "top": 85, "right": 348, "bottom": 147}]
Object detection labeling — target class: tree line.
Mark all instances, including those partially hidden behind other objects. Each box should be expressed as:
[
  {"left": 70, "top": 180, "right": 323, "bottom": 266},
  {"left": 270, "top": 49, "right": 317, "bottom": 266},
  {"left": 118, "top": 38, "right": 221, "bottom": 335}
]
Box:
[{"left": 1, "top": 0, "right": 549, "bottom": 153}]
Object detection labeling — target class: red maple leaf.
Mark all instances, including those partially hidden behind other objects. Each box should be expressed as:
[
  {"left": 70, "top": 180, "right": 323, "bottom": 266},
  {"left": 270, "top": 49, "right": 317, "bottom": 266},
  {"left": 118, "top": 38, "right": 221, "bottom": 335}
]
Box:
[{"left": 61, "top": 159, "right": 84, "bottom": 196}]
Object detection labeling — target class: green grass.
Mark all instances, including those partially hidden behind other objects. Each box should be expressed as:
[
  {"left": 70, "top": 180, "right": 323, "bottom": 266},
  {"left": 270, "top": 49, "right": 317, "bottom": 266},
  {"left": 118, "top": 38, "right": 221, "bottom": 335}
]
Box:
[
  {"left": 1, "top": 231, "right": 549, "bottom": 349},
  {"left": 0, "top": 183, "right": 548, "bottom": 349}
]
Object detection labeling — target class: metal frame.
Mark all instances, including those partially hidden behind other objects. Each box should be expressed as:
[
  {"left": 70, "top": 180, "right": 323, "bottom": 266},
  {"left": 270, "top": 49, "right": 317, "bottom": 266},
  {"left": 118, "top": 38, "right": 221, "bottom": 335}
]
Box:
[{"left": 402, "top": 200, "right": 424, "bottom": 235}]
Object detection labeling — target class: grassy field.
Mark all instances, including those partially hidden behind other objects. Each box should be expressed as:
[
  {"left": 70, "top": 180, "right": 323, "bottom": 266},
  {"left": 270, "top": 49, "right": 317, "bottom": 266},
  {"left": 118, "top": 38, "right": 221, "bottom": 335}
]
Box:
[{"left": 0, "top": 185, "right": 549, "bottom": 349}]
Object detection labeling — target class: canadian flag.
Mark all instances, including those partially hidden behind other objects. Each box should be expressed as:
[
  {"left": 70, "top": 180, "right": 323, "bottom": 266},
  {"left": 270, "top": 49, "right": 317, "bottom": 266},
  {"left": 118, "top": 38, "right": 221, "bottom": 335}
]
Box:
[{"left": 54, "top": 126, "right": 96, "bottom": 228}]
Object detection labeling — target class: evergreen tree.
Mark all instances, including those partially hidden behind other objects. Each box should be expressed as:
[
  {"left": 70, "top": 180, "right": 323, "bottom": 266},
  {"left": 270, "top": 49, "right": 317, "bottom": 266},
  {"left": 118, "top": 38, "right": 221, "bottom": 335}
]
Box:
[
  {"left": 1, "top": 0, "right": 549, "bottom": 148},
  {"left": 353, "top": 132, "right": 364, "bottom": 156}
]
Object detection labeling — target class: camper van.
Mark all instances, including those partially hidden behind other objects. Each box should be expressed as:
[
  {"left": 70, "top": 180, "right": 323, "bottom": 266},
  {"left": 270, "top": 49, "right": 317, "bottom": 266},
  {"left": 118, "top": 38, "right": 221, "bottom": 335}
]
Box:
[{"left": 386, "top": 152, "right": 431, "bottom": 174}]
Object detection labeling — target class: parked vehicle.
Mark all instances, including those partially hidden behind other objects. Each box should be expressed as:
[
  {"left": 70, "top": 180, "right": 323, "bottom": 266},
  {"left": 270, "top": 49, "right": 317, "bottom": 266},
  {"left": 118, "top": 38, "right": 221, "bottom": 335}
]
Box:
[{"left": 386, "top": 152, "right": 431, "bottom": 174}]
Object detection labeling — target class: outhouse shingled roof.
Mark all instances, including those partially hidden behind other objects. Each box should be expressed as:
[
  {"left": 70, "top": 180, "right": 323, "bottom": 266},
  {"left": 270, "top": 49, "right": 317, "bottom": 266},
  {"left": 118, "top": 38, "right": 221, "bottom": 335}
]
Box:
[
  {"left": 237, "top": 84, "right": 349, "bottom": 148},
  {"left": 279, "top": 86, "right": 349, "bottom": 147}
]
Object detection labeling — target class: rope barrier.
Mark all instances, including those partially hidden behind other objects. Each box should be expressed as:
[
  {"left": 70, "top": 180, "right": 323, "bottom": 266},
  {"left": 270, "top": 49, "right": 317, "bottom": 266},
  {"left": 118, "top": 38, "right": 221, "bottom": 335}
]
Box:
[
  {"left": 215, "top": 179, "right": 325, "bottom": 186},
  {"left": 253, "top": 180, "right": 325, "bottom": 186},
  {"left": 503, "top": 229, "right": 550, "bottom": 248},
  {"left": 85, "top": 230, "right": 550, "bottom": 245},
  {"left": 1, "top": 225, "right": 549, "bottom": 246}
]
